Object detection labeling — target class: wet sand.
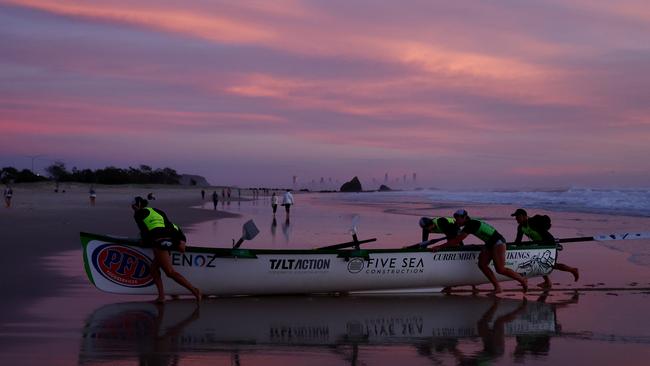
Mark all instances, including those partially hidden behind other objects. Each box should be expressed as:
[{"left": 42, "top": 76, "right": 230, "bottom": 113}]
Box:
[
  {"left": 2, "top": 187, "right": 650, "bottom": 365},
  {"left": 0, "top": 183, "right": 238, "bottom": 346}
]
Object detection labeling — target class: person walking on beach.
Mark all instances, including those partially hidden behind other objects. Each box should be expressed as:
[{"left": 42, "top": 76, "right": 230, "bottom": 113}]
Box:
[
  {"left": 431, "top": 209, "right": 528, "bottom": 293},
  {"left": 3, "top": 186, "right": 13, "bottom": 208},
  {"left": 271, "top": 192, "right": 279, "bottom": 215},
  {"left": 212, "top": 191, "right": 218, "bottom": 210},
  {"left": 282, "top": 189, "right": 294, "bottom": 218},
  {"left": 89, "top": 186, "right": 97, "bottom": 206},
  {"left": 511, "top": 208, "right": 579, "bottom": 289},
  {"left": 131, "top": 196, "right": 201, "bottom": 303},
  {"left": 201, "top": 189, "right": 205, "bottom": 200}
]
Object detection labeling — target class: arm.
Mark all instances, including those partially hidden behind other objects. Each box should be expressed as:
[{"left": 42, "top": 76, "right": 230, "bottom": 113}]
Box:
[
  {"left": 514, "top": 225, "right": 523, "bottom": 243},
  {"left": 431, "top": 232, "right": 469, "bottom": 252},
  {"left": 133, "top": 210, "right": 150, "bottom": 241},
  {"left": 422, "top": 228, "right": 429, "bottom": 242}
]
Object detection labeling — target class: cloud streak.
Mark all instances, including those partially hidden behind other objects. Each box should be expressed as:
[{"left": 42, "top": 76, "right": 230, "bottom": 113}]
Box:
[{"left": 1, "top": 0, "right": 649, "bottom": 187}]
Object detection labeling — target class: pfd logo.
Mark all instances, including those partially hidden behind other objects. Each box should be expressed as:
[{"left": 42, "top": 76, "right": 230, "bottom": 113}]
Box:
[{"left": 92, "top": 244, "right": 153, "bottom": 287}]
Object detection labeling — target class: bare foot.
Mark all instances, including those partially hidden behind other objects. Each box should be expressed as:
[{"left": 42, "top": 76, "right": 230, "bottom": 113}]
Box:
[
  {"left": 192, "top": 287, "right": 202, "bottom": 303},
  {"left": 441, "top": 286, "right": 452, "bottom": 293},
  {"left": 155, "top": 296, "right": 166, "bottom": 304},
  {"left": 572, "top": 268, "right": 580, "bottom": 282},
  {"left": 471, "top": 286, "right": 479, "bottom": 294},
  {"left": 489, "top": 287, "right": 503, "bottom": 295}
]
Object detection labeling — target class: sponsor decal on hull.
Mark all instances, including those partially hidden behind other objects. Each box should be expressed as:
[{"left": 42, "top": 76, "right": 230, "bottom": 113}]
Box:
[
  {"left": 91, "top": 244, "right": 153, "bottom": 288},
  {"left": 347, "top": 257, "right": 425, "bottom": 275},
  {"left": 268, "top": 258, "right": 331, "bottom": 274}
]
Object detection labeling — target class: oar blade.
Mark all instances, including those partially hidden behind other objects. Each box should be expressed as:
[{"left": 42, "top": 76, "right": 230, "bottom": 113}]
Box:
[
  {"left": 593, "top": 232, "right": 650, "bottom": 241},
  {"left": 242, "top": 220, "right": 260, "bottom": 240}
]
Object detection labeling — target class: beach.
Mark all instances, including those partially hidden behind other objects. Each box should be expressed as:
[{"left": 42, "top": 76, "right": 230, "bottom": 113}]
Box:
[{"left": 1, "top": 185, "right": 650, "bottom": 365}]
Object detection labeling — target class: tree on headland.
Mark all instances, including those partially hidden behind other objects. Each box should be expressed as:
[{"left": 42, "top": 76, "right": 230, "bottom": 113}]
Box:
[
  {"left": 46, "top": 161, "right": 70, "bottom": 182},
  {"left": 1, "top": 167, "right": 47, "bottom": 184},
  {"left": 41, "top": 163, "right": 182, "bottom": 185}
]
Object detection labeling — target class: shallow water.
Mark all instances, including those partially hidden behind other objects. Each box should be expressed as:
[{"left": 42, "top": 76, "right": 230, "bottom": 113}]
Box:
[{"left": 3, "top": 192, "right": 650, "bottom": 365}]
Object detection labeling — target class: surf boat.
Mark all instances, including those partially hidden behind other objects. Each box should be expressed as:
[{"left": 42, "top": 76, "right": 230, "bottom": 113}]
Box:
[{"left": 80, "top": 221, "right": 650, "bottom": 296}]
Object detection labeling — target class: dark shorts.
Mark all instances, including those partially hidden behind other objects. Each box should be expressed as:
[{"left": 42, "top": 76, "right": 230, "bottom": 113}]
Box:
[
  {"left": 151, "top": 237, "right": 180, "bottom": 250},
  {"left": 283, "top": 204, "right": 291, "bottom": 212},
  {"left": 484, "top": 233, "right": 506, "bottom": 249}
]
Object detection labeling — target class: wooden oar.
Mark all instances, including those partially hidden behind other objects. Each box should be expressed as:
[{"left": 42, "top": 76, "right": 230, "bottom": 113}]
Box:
[
  {"left": 317, "top": 237, "right": 377, "bottom": 250},
  {"left": 510, "top": 231, "right": 650, "bottom": 246},
  {"left": 405, "top": 231, "right": 650, "bottom": 250},
  {"left": 402, "top": 237, "right": 447, "bottom": 250}
]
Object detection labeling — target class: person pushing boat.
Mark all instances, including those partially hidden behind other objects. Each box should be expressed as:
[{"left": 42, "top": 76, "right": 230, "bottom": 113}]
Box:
[
  {"left": 419, "top": 216, "right": 460, "bottom": 246},
  {"left": 419, "top": 216, "right": 477, "bottom": 293},
  {"left": 511, "top": 208, "right": 579, "bottom": 289},
  {"left": 431, "top": 209, "right": 528, "bottom": 293},
  {"left": 131, "top": 196, "right": 201, "bottom": 303}
]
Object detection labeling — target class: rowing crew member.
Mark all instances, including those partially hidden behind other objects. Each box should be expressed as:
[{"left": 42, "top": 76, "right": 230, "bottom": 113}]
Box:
[
  {"left": 132, "top": 196, "right": 201, "bottom": 303},
  {"left": 511, "top": 208, "right": 579, "bottom": 289},
  {"left": 419, "top": 216, "right": 476, "bottom": 293},
  {"left": 431, "top": 209, "right": 528, "bottom": 293},
  {"left": 419, "top": 216, "right": 460, "bottom": 246}
]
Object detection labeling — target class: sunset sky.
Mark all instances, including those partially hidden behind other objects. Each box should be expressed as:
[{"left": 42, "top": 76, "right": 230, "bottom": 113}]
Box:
[{"left": 1, "top": 0, "right": 649, "bottom": 189}]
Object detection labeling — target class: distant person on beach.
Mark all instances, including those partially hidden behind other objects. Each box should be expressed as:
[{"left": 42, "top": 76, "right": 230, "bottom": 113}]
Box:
[
  {"left": 271, "top": 192, "right": 279, "bottom": 215},
  {"left": 4, "top": 186, "right": 13, "bottom": 208},
  {"left": 431, "top": 209, "right": 528, "bottom": 293},
  {"left": 201, "top": 189, "right": 205, "bottom": 200},
  {"left": 89, "top": 187, "right": 96, "bottom": 206},
  {"left": 147, "top": 192, "right": 156, "bottom": 200},
  {"left": 131, "top": 196, "right": 201, "bottom": 303},
  {"left": 282, "top": 190, "right": 294, "bottom": 218},
  {"left": 212, "top": 191, "right": 218, "bottom": 210},
  {"left": 511, "top": 208, "right": 579, "bottom": 289}
]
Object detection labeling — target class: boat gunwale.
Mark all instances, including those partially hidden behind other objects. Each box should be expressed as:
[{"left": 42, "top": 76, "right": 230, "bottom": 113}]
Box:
[{"left": 80, "top": 231, "right": 557, "bottom": 255}]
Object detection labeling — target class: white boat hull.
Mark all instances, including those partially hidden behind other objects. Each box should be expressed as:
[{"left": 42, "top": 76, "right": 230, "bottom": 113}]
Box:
[{"left": 81, "top": 232, "right": 557, "bottom": 296}]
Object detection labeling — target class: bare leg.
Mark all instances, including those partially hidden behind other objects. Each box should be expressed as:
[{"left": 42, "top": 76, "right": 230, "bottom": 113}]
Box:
[
  {"left": 492, "top": 245, "right": 527, "bottom": 292},
  {"left": 478, "top": 249, "right": 501, "bottom": 293},
  {"left": 554, "top": 263, "right": 579, "bottom": 282},
  {"left": 537, "top": 275, "right": 552, "bottom": 289},
  {"left": 154, "top": 248, "right": 202, "bottom": 302},
  {"left": 150, "top": 260, "right": 165, "bottom": 303}
]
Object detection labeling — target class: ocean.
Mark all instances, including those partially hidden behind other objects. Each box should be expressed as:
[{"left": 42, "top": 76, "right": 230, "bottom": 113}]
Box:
[{"left": 339, "top": 188, "right": 650, "bottom": 217}]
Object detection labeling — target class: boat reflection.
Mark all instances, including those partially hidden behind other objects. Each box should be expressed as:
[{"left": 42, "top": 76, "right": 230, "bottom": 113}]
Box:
[{"left": 78, "top": 294, "right": 576, "bottom": 365}]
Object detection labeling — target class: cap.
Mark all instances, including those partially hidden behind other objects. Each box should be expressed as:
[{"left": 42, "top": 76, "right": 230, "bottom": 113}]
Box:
[
  {"left": 453, "top": 209, "right": 468, "bottom": 217},
  {"left": 510, "top": 208, "right": 528, "bottom": 217},
  {"left": 419, "top": 217, "right": 433, "bottom": 228}
]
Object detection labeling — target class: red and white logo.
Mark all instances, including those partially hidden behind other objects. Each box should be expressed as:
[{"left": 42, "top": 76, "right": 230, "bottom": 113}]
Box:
[{"left": 92, "top": 244, "right": 153, "bottom": 287}]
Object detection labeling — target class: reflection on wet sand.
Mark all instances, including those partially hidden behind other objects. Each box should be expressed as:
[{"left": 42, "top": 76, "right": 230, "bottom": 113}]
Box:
[{"left": 79, "top": 294, "right": 574, "bottom": 366}]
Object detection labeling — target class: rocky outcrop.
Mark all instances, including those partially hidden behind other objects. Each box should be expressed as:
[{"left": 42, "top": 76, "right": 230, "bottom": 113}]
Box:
[
  {"left": 340, "top": 176, "right": 363, "bottom": 192},
  {"left": 179, "top": 174, "right": 210, "bottom": 186},
  {"left": 378, "top": 184, "right": 392, "bottom": 191}
]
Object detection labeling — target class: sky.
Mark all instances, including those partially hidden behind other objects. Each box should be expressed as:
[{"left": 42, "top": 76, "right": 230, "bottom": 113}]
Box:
[{"left": 1, "top": 0, "right": 649, "bottom": 189}]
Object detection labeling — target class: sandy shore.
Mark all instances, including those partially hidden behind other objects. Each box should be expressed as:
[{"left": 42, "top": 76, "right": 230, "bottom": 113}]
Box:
[{"left": 0, "top": 182, "right": 239, "bottom": 328}]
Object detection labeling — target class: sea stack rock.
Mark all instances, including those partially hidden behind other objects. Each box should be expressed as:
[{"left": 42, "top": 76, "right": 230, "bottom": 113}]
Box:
[
  {"left": 378, "top": 184, "right": 392, "bottom": 191},
  {"left": 340, "top": 176, "right": 363, "bottom": 192}
]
